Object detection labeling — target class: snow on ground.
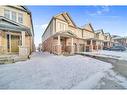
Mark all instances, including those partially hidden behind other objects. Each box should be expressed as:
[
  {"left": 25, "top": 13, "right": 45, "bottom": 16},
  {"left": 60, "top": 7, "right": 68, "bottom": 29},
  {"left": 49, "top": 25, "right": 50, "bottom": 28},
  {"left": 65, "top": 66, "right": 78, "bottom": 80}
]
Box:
[
  {"left": 95, "top": 69, "right": 127, "bottom": 89},
  {"left": 81, "top": 50, "right": 127, "bottom": 61},
  {"left": 0, "top": 52, "right": 125, "bottom": 89}
]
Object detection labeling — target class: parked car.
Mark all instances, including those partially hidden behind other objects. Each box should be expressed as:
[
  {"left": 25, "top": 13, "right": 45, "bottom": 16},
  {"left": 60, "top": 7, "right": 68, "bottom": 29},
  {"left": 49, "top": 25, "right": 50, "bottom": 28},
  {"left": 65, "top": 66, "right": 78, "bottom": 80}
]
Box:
[
  {"left": 109, "top": 46, "right": 126, "bottom": 51},
  {"left": 103, "top": 47, "right": 110, "bottom": 50}
]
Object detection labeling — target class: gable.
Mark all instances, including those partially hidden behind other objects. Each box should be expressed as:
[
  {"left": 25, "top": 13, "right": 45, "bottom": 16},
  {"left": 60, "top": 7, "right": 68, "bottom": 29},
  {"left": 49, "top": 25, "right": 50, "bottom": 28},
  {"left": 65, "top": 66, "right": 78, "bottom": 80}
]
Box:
[
  {"left": 62, "top": 13, "right": 76, "bottom": 27},
  {"left": 83, "top": 24, "right": 94, "bottom": 32},
  {"left": 54, "top": 12, "right": 76, "bottom": 27},
  {"left": 54, "top": 13, "right": 67, "bottom": 22}
]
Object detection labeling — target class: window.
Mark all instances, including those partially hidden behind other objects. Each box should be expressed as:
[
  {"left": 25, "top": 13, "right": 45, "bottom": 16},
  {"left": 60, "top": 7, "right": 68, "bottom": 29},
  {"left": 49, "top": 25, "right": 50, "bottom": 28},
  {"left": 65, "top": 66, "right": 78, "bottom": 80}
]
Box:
[
  {"left": 12, "top": 11, "right": 17, "bottom": 21},
  {"left": 58, "top": 22, "right": 60, "bottom": 29},
  {"left": 4, "top": 9, "right": 10, "bottom": 19},
  {"left": 63, "top": 24, "right": 66, "bottom": 31},
  {"left": 60, "top": 23, "right": 65, "bottom": 31},
  {"left": 57, "top": 22, "right": 66, "bottom": 31},
  {"left": 18, "top": 13, "right": 23, "bottom": 23}
]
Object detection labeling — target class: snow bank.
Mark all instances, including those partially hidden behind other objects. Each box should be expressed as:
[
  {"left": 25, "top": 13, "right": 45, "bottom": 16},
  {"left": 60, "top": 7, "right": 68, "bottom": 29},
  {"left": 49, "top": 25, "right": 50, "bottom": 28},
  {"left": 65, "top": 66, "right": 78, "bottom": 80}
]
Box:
[
  {"left": 0, "top": 52, "right": 112, "bottom": 89},
  {"left": 81, "top": 50, "right": 127, "bottom": 61}
]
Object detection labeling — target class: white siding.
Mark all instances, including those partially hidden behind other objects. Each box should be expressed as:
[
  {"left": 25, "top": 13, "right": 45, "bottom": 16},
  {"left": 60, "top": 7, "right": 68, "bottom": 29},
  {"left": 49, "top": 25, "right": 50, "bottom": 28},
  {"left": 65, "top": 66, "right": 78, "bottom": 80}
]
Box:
[{"left": 42, "top": 19, "right": 54, "bottom": 42}]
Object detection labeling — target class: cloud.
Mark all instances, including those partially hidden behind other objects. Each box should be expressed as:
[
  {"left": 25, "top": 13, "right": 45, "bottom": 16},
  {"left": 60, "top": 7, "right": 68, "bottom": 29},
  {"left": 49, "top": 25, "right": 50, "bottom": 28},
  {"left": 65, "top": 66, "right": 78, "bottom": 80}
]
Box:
[{"left": 87, "top": 6, "right": 110, "bottom": 16}]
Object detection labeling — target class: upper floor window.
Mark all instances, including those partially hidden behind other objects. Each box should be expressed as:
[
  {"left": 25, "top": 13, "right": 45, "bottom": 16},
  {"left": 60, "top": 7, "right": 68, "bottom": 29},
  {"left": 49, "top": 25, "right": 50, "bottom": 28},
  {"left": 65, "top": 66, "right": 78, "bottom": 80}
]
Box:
[
  {"left": 57, "top": 22, "right": 66, "bottom": 31},
  {"left": 12, "top": 11, "right": 17, "bottom": 21},
  {"left": 4, "top": 9, "right": 10, "bottom": 19},
  {"left": 18, "top": 13, "right": 23, "bottom": 24}
]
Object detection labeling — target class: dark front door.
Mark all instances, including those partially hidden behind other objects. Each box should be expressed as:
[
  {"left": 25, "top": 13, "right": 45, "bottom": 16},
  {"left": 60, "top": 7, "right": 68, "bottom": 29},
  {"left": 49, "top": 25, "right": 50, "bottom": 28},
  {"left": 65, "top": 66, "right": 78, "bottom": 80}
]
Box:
[{"left": 7, "top": 34, "right": 10, "bottom": 52}]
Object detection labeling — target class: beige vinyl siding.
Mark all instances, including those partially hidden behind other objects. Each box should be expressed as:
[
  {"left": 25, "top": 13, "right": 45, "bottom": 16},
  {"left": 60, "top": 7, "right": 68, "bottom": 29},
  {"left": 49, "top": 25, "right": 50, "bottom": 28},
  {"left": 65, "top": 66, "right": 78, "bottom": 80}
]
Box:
[
  {"left": 68, "top": 26, "right": 77, "bottom": 35},
  {"left": 1, "top": 31, "right": 7, "bottom": 52},
  {"left": 107, "top": 35, "right": 111, "bottom": 41},
  {"left": 0, "top": 6, "right": 32, "bottom": 28},
  {"left": 83, "top": 30, "right": 94, "bottom": 39},
  {"left": 77, "top": 28, "right": 82, "bottom": 38},
  {"left": 0, "top": 6, "right": 4, "bottom": 16},
  {"left": 98, "top": 33, "right": 105, "bottom": 40}
]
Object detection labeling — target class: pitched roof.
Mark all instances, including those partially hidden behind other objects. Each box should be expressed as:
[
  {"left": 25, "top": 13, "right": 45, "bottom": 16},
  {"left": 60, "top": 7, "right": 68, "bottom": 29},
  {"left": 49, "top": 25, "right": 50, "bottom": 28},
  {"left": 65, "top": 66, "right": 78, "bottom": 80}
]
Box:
[
  {"left": 104, "top": 32, "right": 111, "bottom": 36},
  {"left": 81, "top": 23, "right": 94, "bottom": 32},
  {"left": 54, "top": 12, "right": 77, "bottom": 27},
  {"left": 95, "top": 29, "right": 104, "bottom": 34},
  {"left": 53, "top": 30, "right": 77, "bottom": 38}
]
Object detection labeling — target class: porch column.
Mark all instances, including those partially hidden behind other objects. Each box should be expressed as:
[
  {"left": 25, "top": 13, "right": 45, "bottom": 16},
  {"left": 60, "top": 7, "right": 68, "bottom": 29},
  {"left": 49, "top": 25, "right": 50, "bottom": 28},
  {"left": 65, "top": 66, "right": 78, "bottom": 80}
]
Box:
[
  {"left": 22, "top": 31, "right": 25, "bottom": 47},
  {"left": 19, "top": 31, "right": 29, "bottom": 58},
  {"left": 90, "top": 40, "right": 93, "bottom": 52},
  {"left": 76, "top": 39, "right": 80, "bottom": 53},
  {"left": 77, "top": 43, "right": 80, "bottom": 53},
  {"left": 102, "top": 42, "right": 104, "bottom": 50},
  {"left": 108, "top": 42, "right": 110, "bottom": 48},
  {"left": 96, "top": 41, "right": 98, "bottom": 51},
  {"left": 57, "top": 35, "right": 61, "bottom": 55},
  {"left": 84, "top": 43, "right": 86, "bottom": 52},
  {"left": 58, "top": 35, "right": 60, "bottom": 45},
  {"left": 71, "top": 37, "right": 74, "bottom": 54}
]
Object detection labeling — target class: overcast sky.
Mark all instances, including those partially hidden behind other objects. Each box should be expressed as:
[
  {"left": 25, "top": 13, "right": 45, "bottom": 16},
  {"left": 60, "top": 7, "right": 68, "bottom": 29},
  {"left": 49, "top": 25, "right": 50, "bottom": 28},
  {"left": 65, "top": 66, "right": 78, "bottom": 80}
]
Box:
[{"left": 27, "top": 6, "right": 127, "bottom": 47}]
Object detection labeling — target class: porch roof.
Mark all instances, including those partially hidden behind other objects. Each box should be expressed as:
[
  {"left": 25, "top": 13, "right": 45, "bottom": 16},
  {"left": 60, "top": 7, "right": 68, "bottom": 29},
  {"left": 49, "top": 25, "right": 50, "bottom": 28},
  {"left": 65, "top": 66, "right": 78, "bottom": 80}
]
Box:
[
  {"left": 53, "top": 30, "right": 77, "bottom": 38},
  {"left": 104, "top": 40, "right": 111, "bottom": 42},
  {"left": 0, "top": 16, "right": 31, "bottom": 35},
  {"left": 84, "top": 38, "right": 102, "bottom": 41}
]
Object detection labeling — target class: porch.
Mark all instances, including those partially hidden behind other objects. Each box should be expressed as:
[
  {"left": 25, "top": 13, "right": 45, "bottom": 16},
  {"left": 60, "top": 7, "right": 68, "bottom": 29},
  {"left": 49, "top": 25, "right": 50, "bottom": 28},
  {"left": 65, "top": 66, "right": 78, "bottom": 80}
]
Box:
[
  {"left": 52, "top": 31, "right": 76, "bottom": 55},
  {"left": 0, "top": 16, "right": 32, "bottom": 59},
  {"left": 104, "top": 41, "right": 112, "bottom": 48},
  {"left": 85, "top": 38, "right": 103, "bottom": 52}
]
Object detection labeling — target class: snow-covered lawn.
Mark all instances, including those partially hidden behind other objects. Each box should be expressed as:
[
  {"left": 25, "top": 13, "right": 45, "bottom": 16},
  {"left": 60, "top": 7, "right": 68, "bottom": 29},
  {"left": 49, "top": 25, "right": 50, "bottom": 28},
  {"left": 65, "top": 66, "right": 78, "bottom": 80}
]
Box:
[
  {"left": 81, "top": 50, "right": 127, "bottom": 61},
  {"left": 0, "top": 52, "right": 126, "bottom": 89}
]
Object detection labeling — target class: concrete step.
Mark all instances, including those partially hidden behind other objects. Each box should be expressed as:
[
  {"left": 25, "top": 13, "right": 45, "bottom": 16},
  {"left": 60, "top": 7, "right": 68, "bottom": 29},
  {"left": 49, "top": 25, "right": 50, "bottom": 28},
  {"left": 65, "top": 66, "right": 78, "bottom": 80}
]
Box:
[
  {"left": 0, "top": 54, "right": 28, "bottom": 64},
  {"left": 0, "top": 58, "right": 14, "bottom": 64}
]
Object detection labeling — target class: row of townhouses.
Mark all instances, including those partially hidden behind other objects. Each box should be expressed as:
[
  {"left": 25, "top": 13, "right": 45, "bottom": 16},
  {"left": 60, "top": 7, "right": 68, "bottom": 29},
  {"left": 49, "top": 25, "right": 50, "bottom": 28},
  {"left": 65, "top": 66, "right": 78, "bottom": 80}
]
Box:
[
  {"left": 0, "top": 5, "right": 35, "bottom": 58},
  {"left": 0, "top": 6, "right": 126, "bottom": 58},
  {"left": 113, "top": 35, "right": 127, "bottom": 47},
  {"left": 41, "top": 12, "right": 114, "bottom": 55}
]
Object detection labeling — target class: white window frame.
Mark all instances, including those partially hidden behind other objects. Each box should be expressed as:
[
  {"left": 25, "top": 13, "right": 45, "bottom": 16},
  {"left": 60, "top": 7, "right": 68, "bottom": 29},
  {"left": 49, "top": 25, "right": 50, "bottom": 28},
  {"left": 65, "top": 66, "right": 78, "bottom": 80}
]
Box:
[
  {"left": 18, "top": 13, "right": 23, "bottom": 24},
  {"left": 63, "top": 24, "right": 66, "bottom": 31},
  {"left": 11, "top": 11, "right": 17, "bottom": 22},
  {"left": 4, "top": 9, "right": 10, "bottom": 19}
]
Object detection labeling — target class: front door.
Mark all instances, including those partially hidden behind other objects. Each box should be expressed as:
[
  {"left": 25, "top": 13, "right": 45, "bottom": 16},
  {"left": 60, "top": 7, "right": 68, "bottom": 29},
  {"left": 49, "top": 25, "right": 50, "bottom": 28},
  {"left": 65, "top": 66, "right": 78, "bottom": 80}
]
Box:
[
  {"left": 11, "top": 35, "right": 20, "bottom": 52},
  {"left": 79, "top": 44, "right": 84, "bottom": 52}
]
